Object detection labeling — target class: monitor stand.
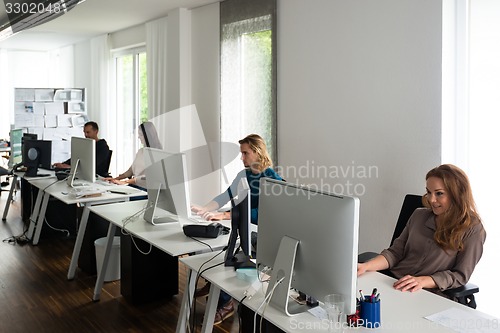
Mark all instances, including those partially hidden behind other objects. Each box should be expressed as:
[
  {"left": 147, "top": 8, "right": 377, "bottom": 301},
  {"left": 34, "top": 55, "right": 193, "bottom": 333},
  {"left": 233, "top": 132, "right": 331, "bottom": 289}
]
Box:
[
  {"left": 143, "top": 187, "right": 178, "bottom": 225},
  {"left": 266, "top": 236, "right": 310, "bottom": 316}
]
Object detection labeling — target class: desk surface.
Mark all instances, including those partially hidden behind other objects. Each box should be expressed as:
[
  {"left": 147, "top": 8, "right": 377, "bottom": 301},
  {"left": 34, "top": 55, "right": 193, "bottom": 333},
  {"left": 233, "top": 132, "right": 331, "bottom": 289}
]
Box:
[
  {"left": 87, "top": 200, "right": 230, "bottom": 257},
  {"left": 23, "top": 171, "right": 146, "bottom": 205},
  {"left": 181, "top": 252, "right": 499, "bottom": 333}
]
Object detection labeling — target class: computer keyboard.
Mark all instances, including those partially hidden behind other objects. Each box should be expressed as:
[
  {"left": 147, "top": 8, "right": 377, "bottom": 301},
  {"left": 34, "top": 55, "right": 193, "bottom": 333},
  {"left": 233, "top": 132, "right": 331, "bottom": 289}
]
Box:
[
  {"left": 95, "top": 179, "right": 113, "bottom": 186},
  {"left": 188, "top": 216, "right": 208, "bottom": 224}
]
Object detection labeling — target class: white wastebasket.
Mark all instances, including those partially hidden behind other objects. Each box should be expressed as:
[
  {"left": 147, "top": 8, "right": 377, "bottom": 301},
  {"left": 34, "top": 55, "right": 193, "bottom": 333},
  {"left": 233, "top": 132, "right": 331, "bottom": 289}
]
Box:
[{"left": 94, "top": 236, "right": 121, "bottom": 282}]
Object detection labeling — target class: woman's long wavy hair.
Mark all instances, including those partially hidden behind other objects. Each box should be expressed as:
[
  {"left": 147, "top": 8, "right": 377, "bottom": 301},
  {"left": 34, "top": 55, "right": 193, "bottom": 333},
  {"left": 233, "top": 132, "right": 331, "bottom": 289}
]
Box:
[
  {"left": 238, "top": 134, "right": 272, "bottom": 173},
  {"left": 423, "top": 164, "right": 482, "bottom": 251}
]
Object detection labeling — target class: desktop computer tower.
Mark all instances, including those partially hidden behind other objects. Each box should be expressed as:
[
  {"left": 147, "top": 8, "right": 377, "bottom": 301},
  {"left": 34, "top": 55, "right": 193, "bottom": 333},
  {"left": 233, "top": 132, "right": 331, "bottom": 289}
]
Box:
[{"left": 120, "top": 233, "right": 178, "bottom": 304}]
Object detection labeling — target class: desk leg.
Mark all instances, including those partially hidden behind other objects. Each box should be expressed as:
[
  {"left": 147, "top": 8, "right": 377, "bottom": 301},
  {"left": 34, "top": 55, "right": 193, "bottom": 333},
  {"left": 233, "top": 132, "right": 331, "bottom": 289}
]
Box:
[
  {"left": 26, "top": 186, "right": 44, "bottom": 240},
  {"left": 176, "top": 268, "right": 197, "bottom": 333},
  {"left": 200, "top": 284, "right": 219, "bottom": 333},
  {"left": 67, "top": 205, "right": 91, "bottom": 280},
  {"left": 2, "top": 175, "right": 18, "bottom": 221},
  {"left": 93, "top": 223, "right": 116, "bottom": 301},
  {"left": 32, "top": 192, "right": 50, "bottom": 245}
]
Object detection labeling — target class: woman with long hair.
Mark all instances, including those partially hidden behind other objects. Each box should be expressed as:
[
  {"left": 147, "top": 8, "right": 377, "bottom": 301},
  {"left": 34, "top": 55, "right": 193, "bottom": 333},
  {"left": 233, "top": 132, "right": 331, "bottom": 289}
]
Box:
[{"left": 357, "top": 164, "right": 486, "bottom": 294}]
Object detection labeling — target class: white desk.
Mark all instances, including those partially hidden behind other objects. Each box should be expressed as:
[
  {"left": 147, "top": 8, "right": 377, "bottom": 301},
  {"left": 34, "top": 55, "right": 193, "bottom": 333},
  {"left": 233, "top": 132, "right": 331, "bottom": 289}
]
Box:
[
  {"left": 178, "top": 252, "right": 499, "bottom": 333},
  {"left": 5, "top": 171, "right": 147, "bottom": 283},
  {"left": 87, "top": 200, "right": 230, "bottom": 301}
]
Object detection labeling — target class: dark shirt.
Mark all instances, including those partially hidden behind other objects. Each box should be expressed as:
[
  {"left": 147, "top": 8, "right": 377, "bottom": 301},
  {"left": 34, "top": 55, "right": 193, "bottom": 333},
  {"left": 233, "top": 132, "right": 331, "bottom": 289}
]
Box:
[
  {"left": 64, "top": 139, "right": 111, "bottom": 177},
  {"left": 213, "top": 168, "right": 282, "bottom": 224}
]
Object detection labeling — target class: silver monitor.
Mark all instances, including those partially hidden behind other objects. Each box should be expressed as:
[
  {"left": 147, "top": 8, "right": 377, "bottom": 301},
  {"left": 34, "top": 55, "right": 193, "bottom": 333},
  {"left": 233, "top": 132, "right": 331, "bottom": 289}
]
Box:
[
  {"left": 67, "top": 137, "right": 96, "bottom": 186},
  {"left": 257, "top": 178, "right": 360, "bottom": 316},
  {"left": 143, "top": 148, "right": 190, "bottom": 225}
]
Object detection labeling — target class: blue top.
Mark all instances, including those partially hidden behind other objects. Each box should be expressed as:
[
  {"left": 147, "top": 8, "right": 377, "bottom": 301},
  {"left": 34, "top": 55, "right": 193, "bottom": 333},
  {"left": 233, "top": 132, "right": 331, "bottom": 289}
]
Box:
[{"left": 213, "top": 167, "right": 282, "bottom": 224}]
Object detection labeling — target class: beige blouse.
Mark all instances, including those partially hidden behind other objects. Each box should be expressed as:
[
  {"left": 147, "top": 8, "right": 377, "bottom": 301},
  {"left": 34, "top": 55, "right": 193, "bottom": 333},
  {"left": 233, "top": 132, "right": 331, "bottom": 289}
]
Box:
[{"left": 381, "top": 208, "right": 486, "bottom": 290}]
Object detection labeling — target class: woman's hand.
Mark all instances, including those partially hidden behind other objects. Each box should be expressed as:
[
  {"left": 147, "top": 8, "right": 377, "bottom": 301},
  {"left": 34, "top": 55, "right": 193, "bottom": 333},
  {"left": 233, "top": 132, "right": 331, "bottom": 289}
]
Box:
[
  {"left": 357, "top": 263, "right": 369, "bottom": 276},
  {"left": 109, "top": 178, "right": 128, "bottom": 185},
  {"left": 393, "top": 275, "right": 435, "bottom": 292}
]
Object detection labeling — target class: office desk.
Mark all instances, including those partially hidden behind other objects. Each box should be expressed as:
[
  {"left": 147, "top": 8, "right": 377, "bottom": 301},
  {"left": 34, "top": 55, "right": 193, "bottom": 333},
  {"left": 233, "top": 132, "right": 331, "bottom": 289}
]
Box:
[
  {"left": 87, "top": 200, "right": 230, "bottom": 301},
  {"left": 5, "top": 172, "right": 146, "bottom": 282},
  {"left": 178, "top": 252, "right": 498, "bottom": 333}
]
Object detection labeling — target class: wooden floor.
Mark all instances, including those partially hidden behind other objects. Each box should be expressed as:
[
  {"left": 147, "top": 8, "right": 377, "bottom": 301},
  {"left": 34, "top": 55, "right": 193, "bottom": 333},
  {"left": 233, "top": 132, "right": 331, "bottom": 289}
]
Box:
[{"left": 0, "top": 187, "right": 239, "bottom": 333}]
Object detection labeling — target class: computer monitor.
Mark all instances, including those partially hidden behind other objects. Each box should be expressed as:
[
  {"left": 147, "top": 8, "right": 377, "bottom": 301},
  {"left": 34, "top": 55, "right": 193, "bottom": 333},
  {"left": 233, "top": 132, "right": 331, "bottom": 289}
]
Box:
[
  {"left": 22, "top": 140, "right": 52, "bottom": 177},
  {"left": 8, "top": 128, "right": 23, "bottom": 168},
  {"left": 143, "top": 148, "right": 191, "bottom": 225},
  {"left": 67, "top": 137, "right": 96, "bottom": 186},
  {"left": 256, "top": 178, "right": 360, "bottom": 316},
  {"left": 224, "top": 177, "right": 252, "bottom": 266}
]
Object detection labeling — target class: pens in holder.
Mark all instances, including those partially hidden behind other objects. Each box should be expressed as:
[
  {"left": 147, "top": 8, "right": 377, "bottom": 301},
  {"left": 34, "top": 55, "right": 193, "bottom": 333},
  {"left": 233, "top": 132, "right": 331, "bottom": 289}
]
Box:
[
  {"left": 359, "top": 290, "right": 365, "bottom": 302},
  {"left": 370, "top": 288, "right": 377, "bottom": 302}
]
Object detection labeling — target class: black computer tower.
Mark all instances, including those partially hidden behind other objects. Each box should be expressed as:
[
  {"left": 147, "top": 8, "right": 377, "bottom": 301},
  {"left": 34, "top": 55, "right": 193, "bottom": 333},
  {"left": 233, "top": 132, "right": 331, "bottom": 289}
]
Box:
[{"left": 120, "top": 233, "right": 178, "bottom": 304}]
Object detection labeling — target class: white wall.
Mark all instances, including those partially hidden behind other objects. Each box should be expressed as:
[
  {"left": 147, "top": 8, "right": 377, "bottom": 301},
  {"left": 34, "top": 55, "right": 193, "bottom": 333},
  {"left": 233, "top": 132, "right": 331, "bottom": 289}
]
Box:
[
  {"left": 1, "top": 51, "right": 51, "bottom": 139},
  {"left": 68, "top": 0, "right": 443, "bottom": 253},
  {"left": 190, "top": 3, "right": 222, "bottom": 205},
  {"left": 277, "top": 0, "right": 442, "bottom": 253}
]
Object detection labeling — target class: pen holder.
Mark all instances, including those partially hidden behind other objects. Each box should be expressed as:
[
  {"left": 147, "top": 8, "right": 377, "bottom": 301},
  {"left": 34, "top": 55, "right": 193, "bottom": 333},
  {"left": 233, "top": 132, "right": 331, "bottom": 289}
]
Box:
[{"left": 359, "top": 296, "right": 381, "bottom": 328}]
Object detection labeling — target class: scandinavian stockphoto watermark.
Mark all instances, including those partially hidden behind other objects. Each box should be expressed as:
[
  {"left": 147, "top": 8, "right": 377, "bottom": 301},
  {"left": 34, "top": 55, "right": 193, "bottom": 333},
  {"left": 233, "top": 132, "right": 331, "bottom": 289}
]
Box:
[{"left": 274, "top": 160, "right": 379, "bottom": 197}]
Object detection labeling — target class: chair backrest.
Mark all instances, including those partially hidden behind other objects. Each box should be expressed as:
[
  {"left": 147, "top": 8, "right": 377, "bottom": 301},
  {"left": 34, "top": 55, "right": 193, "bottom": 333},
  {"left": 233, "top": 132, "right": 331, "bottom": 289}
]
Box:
[
  {"left": 389, "top": 194, "right": 424, "bottom": 246},
  {"left": 103, "top": 150, "right": 112, "bottom": 177}
]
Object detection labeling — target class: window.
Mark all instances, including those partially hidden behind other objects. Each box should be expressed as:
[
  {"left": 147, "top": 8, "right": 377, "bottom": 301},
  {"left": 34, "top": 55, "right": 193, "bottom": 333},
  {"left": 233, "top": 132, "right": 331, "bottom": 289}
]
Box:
[
  {"left": 112, "top": 48, "right": 147, "bottom": 175},
  {"left": 220, "top": 0, "right": 277, "bottom": 180},
  {"left": 442, "top": 0, "right": 500, "bottom": 315}
]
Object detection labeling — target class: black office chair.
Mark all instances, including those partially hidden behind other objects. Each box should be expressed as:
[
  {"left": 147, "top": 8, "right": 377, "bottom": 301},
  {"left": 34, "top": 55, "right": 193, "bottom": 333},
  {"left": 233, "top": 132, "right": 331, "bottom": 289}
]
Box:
[
  {"left": 358, "top": 194, "right": 479, "bottom": 309},
  {"left": 103, "top": 150, "right": 113, "bottom": 177}
]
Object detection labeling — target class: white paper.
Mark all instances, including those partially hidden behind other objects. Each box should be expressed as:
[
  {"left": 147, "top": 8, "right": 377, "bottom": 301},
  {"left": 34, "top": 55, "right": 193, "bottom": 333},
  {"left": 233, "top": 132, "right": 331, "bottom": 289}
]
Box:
[
  {"left": 32, "top": 102, "right": 46, "bottom": 115},
  {"left": 57, "top": 115, "right": 73, "bottom": 127},
  {"left": 44, "top": 115, "right": 58, "bottom": 128},
  {"left": 42, "top": 128, "right": 56, "bottom": 140},
  {"left": 44, "top": 102, "right": 65, "bottom": 115},
  {"left": 34, "top": 89, "right": 54, "bottom": 102},
  {"left": 54, "top": 90, "right": 70, "bottom": 101},
  {"left": 15, "top": 88, "right": 35, "bottom": 101},
  {"left": 51, "top": 137, "right": 71, "bottom": 163},
  {"left": 70, "top": 89, "right": 83, "bottom": 101},
  {"left": 34, "top": 115, "right": 45, "bottom": 127},
  {"left": 68, "top": 102, "right": 85, "bottom": 113},
  {"left": 14, "top": 114, "right": 35, "bottom": 128},
  {"left": 28, "top": 128, "right": 44, "bottom": 139},
  {"left": 71, "top": 115, "right": 88, "bottom": 127},
  {"left": 15, "top": 102, "right": 33, "bottom": 114},
  {"left": 425, "top": 308, "right": 500, "bottom": 333}
]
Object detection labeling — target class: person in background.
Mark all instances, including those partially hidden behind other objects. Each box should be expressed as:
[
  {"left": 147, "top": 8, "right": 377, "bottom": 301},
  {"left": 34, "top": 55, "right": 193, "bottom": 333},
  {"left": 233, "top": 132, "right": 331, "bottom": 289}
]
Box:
[
  {"left": 191, "top": 133, "right": 282, "bottom": 224},
  {"left": 53, "top": 121, "right": 111, "bottom": 177},
  {"left": 104, "top": 121, "right": 162, "bottom": 189},
  {"left": 357, "top": 164, "right": 486, "bottom": 297},
  {"left": 191, "top": 133, "right": 282, "bottom": 325}
]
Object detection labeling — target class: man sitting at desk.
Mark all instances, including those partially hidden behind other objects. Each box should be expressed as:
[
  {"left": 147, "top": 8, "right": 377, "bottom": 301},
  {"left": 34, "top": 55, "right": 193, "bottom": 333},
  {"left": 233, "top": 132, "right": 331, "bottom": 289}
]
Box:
[{"left": 53, "top": 121, "right": 111, "bottom": 177}]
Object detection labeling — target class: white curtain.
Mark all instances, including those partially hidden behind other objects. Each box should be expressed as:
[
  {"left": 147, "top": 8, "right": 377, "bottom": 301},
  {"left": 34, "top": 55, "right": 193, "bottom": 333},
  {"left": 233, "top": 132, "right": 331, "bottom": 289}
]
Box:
[
  {"left": 146, "top": 16, "right": 168, "bottom": 119},
  {"left": 89, "top": 34, "right": 112, "bottom": 142}
]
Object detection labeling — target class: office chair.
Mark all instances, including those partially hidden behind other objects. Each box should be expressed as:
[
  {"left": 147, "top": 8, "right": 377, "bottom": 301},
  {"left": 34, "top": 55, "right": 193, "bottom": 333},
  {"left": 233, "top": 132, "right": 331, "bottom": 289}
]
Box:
[
  {"left": 103, "top": 150, "right": 113, "bottom": 177},
  {"left": 358, "top": 194, "right": 479, "bottom": 309}
]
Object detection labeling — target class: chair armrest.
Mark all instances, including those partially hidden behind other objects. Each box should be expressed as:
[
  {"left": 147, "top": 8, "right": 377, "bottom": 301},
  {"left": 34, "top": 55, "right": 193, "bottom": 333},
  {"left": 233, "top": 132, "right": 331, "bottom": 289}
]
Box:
[
  {"left": 358, "top": 251, "right": 379, "bottom": 263},
  {"left": 443, "top": 282, "right": 479, "bottom": 298}
]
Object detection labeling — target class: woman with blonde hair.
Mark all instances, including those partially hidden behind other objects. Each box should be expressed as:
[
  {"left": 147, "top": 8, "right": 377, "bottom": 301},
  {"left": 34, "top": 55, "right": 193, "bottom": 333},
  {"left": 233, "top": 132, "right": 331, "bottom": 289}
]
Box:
[
  {"left": 357, "top": 164, "right": 486, "bottom": 294},
  {"left": 191, "top": 133, "right": 281, "bottom": 224},
  {"left": 190, "top": 134, "right": 282, "bottom": 325}
]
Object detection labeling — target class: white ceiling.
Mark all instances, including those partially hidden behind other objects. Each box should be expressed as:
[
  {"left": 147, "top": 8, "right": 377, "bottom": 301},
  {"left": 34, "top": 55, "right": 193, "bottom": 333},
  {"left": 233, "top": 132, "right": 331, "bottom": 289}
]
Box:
[{"left": 0, "top": 0, "right": 220, "bottom": 51}]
